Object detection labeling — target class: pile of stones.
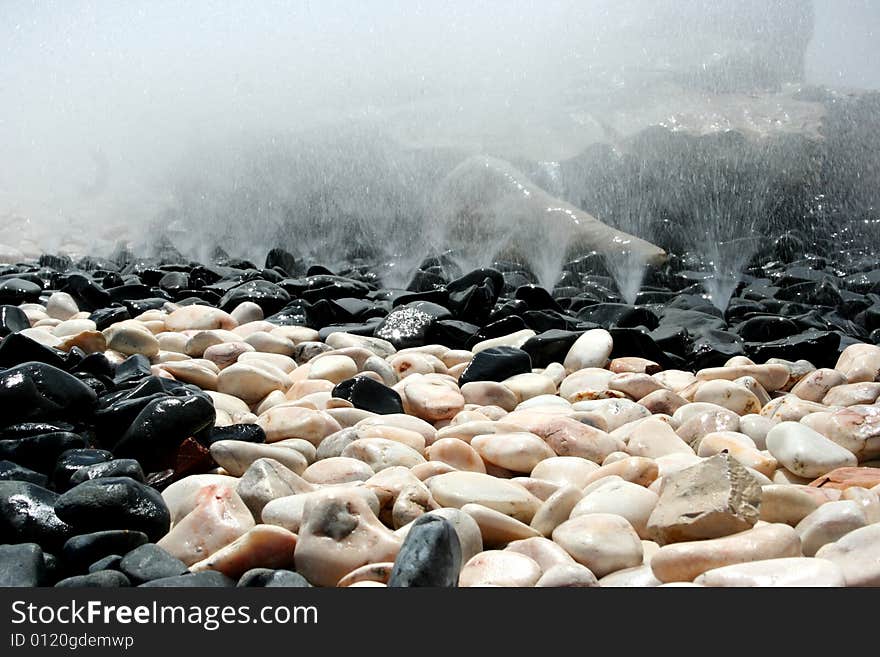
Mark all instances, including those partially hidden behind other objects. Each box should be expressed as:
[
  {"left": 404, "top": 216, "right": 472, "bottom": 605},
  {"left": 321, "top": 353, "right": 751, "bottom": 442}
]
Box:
[{"left": 0, "top": 247, "right": 878, "bottom": 587}]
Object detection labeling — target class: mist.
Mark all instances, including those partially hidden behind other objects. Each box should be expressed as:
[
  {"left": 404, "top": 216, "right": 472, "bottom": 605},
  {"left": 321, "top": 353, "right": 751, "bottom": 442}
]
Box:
[{"left": 1, "top": 0, "right": 879, "bottom": 266}]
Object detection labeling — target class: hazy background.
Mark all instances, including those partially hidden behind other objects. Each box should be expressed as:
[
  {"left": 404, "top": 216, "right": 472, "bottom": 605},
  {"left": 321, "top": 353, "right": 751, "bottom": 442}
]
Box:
[{"left": 1, "top": 0, "right": 878, "bottom": 262}]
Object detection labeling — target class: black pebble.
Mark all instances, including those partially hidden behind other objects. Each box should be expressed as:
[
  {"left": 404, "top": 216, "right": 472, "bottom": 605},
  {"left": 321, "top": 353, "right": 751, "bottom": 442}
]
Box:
[
  {"left": 0, "top": 543, "right": 48, "bottom": 587},
  {"left": 55, "top": 477, "right": 171, "bottom": 541},
  {"left": 458, "top": 346, "right": 532, "bottom": 387},
  {"left": 88, "top": 554, "right": 123, "bottom": 573},
  {"left": 237, "top": 568, "right": 312, "bottom": 587},
  {"left": 388, "top": 515, "right": 461, "bottom": 587},
  {"left": 0, "top": 459, "right": 49, "bottom": 486},
  {"left": 0, "top": 432, "right": 87, "bottom": 474},
  {"left": 139, "top": 571, "right": 235, "bottom": 587},
  {"left": 0, "top": 362, "right": 97, "bottom": 425},
  {"left": 52, "top": 448, "right": 114, "bottom": 492},
  {"left": 0, "top": 481, "right": 73, "bottom": 550},
  {"left": 69, "top": 459, "right": 146, "bottom": 485},
  {"left": 55, "top": 570, "right": 131, "bottom": 587},
  {"left": 332, "top": 376, "right": 404, "bottom": 415},
  {"left": 203, "top": 423, "right": 266, "bottom": 445},
  {"left": 61, "top": 530, "right": 150, "bottom": 574},
  {"left": 0, "top": 304, "right": 29, "bottom": 337},
  {"left": 119, "top": 543, "right": 188, "bottom": 584}
]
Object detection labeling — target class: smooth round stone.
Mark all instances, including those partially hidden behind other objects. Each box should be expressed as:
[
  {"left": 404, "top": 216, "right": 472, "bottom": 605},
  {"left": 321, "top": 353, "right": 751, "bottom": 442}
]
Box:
[
  {"left": 256, "top": 406, "right": 341, "bottom": 445},
  {"left": 262, "top": 487, "right": 380, "bottom": 534},
  {"left": 426, "top": 438, "right": 486, "bottom": 473},
  {"left": 341, "top": 438, "right": 426, "bottom": 472},
  {"left": 104, "top": 322, "right": 160, "bottom": 357},
  {"left": 437, "top": 420, "right": 523, "bottom": 444},
  {"left": 815, "top": 523, "right": 880, "bottom": 586},
  {"left": 236, "top": 458, "right": 314, "bottom": 518},
  {"left": 0, "top": 362, "right": 97, "bottom": 425},
  {"left": 119, "top": 543, "right": 188, "bottom": 584},
  {"left": 530, "top": 456, "right": 600, "bottom": 488},
  {"left": 238, "top": 351, "right": 297, "bottom": 374},
  {"left": 563, "top": 329, "right": 613, "bottom": 371},
  {"left": 694, "top": 557, "right": 845, "bottom": 587},
  {"left": 55, "top": 477, "right": 170, "bottom": 542},
  {"left": 203, "top": 341, "right": 255, "bottom": 369},
  {"left": 738, "top": 414, "right": 775, "bottom": 450},
  {"left": 761, "top": 395, "right": 828, "bottom": 423},
  {"left": 790, "top": 368, "right": 847, "bottom": 403},
  {"left": 331, "top": 376, "right": 404, "bottom": 415},
  {"left": 388, "top": 514, "right": 462, "bottom": 587},
  {"left": 471, "top": 329, "right": 537, "bottom": 354},
  {"left": 356, "top": 414, "right": 437, "bottom": 445},
  {"left": 190, "top": 524, "right": 298, "bottom": 579},
  {"left": 795, "top": 500, "right": 868, "bottom": 557},
  {"left": 46, "top": 291, "right": 79, "bottom": 320},
  {"left": 0, "top": 543, "right": 45, "bottom": 587},
  {"left": 237, "top": 568, "right": 311, "bottom": 587},
  {"left": 52, "top": 318, "right": 96, "bottom": 337},
  {"left": 766, "top": 421, "right": 858, "bottom": 478},
  {"left": 650, "top": 523, "right": 801, "bottom": 583},
  {"left": 800, "top": 405, "right": 880, "bottom": 462},
  {"left": 570, "top": 480, "right": 659, "bottom": 539},
  {"left": 243, "top": 331, "right": 295, "bottom": 356},
  {"left": 356, "top": 425, "right": 426, "bottom": 454},
  {"left": 404, "top": 380, "right": 465, "bottom": 422},
  {"left": 694, "top": 379, "right": 762, "bottom": 415},
  {"left": 308, "top": 355, "right": 358, "bottom": 384},
  {"left": 389, "top": 353, "right": 434, "bottom": 378},
  {"left": 217, "top": 362, "right": 288, "bottom": 405},
  {"left": 502, "top": 373, "right": 557, "bottom": 402},
  {"left": 165, "top": 306, "right": 236, "bottom": 332},
  {"left": 55, "top": 570, "right": 131, "bottom": 588},
  {"left": 206, "top": 390, "right": 251, "bottom": 417},
  {"left": 675, "top": 409, "right": 741, "bottom": 447},
  {"left": 841, "top": 486, "right": 880, "bottom": 523},
  {"left": 559, "top": 368, "right": 614, "bottom": 402},
  {"left": 510, "top": 477, "right": 560, "bottom": 501},
  {"left": 822, "top": 382, "right": 880, "bottom": 407},
  {"left": 597, "top": 564, "right": 661, "bottom": 587},
  {"left": 609, "top": 372, "right": 666, "bottom": 401},
  {"left": 294, "top": 488, "right": 401, "bottom": 587},
  {"left": 459, "top": 550, "right": 542, "bottom": 587},
  {"left": 158, "top": 483, "right": 255, "bottom": 566},
  {"left": 210, "top": 440, "right": 308, "bottom": 477},
  {"left": 457, "top": 346, "right": 531, "bottom": 387},
  {"left": 461, "top": 503, "right": 541, "bottom": 546},
  {"left": 697, "top": 431, "right": 777, "bottom": 477},
  {"left": 414, "top": 508, "right": 483, "bottom": 565},
  {"left": 638, "top": 389, "right": 688, "bottom": 415},
  {"left": 505, "top": 535, "right": 575, "bottom": 571},
  {"left": 514, "top": 414, "right": 623, "bottom": 464},
  {"left": 552, "top": 513, "right": 643, "bottom": 578},
  {"left": 139, "top": 571, "right": 235, "bottom": 587},
  {"left": 160, "top": 475, "right": 242, "bottom": 525},
  {"left": 535, "top": 563, "right": 599, "bottom": 587},
  {"left": 471, "top": 432, "right": 555, "bottom": 473},
  {"left": 696, "top": 364, "right": 790, "bottom": 393},
  {"left": 302, "top": 457, "right": 375, "bottom": 485},
  {"left": 230, "top": 301, "right": 264, "bottom": 325},
  {"left": 530, "top": 485, "right": 584, "bottom": 537},
  {"left": 427, "top": 472, "right": 541, "bottom": 523},
  {"left": 626, "top": 417, "right": 694, "bottom": 458},
  {"left": 460, "top": 381, "right": 519, "bottom": 412},
  {"left": 759, "top": 485, "right": 826, "bottom": 525},
  {"left": 337, "top": 562, "right": 395, "bottom": 587},
  {"left": 582, "top": 457, "right": 659, "bottom": 489}
]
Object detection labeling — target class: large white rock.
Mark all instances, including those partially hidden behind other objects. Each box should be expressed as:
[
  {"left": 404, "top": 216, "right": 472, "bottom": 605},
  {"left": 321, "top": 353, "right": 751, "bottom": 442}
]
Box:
[
  {"left": 766, "top": 421, "right": 858, "bottom": 478},
  {"left": 563, "top": 329, "right": 613, "bottom": 372}
]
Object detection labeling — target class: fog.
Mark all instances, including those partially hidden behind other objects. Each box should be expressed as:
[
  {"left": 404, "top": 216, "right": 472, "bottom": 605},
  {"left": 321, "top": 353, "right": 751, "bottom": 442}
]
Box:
[{"left": 1, "top": 0, "right": 878, "bottom": 263}]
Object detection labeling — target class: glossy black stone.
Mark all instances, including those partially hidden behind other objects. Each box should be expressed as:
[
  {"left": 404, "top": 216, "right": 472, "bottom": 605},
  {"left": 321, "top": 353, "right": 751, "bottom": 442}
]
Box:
[
  {"left": 0, "top": 304, "right": 29, "bottom": 337},
  {"left": 219, "top": 279, "right": 291, "bottom": 315},
  {"left": 0, "top": 362, "right": 97, "bottom": 425},
  {"left": 0, "top": 543, "right": 48, "bottom": 587},
  {"left": 112, "top": 394, "right": 215, "bottom": 470},
  {"left": 87, "top": 554, "right": 123, "bottom": 573},
  {"left": 51, "top": 449, "right": 114, "bottom": 492},
  {"left": 746, "top": 329, "right": 841, "bottom": 368},
  {"left": 69, "top": 459, "right": 146, "bottom": 486},
  {"left": 55, "top": 570, "right": 131, "bottom": 587},
  {"left": 388, "top": 515, "right": 461, "bottom": 587},
  {"left": 88, "top": 306, "right": 131, "bottom": 331},
  {"left": 203, "top": 423, "right": 266, "bottom": 445},
  {"left": 0, "top": 460, "right": 48, "bottom": 486},
  {"left": 425, "top": 319, "right": 479, "bottom": 349},
  {"left": 61, "top": 273, "right": 112, "bottom": 311},
  {"left": 237, "top": 568, "right": 312, "bottom": 587},
  {"left": 113, "top": 354, "right": 152, "bottom": 387},
  {"left": 0, "top": 432, "right": 87, "bottom": 474},
  {"left": 139, "top": 571, "right": 235, "bottom": 587},
  {"left": 332, "top": 376, "right": 405, "bottom": 415},
  {"left": 0, "top": 277, "right": 42, "bottom": 304},
  {"left": 55, "top": 477, "right": 171, "bottom": 541},
  {"left": 61, "top": 530, "right": 150, "bottom": 574},
  {"left": 0, "top": 332, "right": 67, "bottom": 368},
  {"left": 374, "top": 302, "right": 449, "bottom": 349},
  {"left": 521, "top": 330, "right": 581, "bottom": 368},
  {"left": 265, "top": 248, "right": 302, "bottom": 277},
  {"left": 119, "top": 543, "right": 188, "bottom": 584},
  {"left": 458, "top": 346, "right": 532, "bottom": 387},
  {"left": 0, "top": 481, "right": 73, "bottom": 550}
]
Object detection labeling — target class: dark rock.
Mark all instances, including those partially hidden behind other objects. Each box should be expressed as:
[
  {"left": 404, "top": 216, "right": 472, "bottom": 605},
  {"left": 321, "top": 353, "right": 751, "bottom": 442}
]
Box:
[
  {"left": 62, "top": 530, "right": 150, "bottom": 574},
  {"left": 237, "top": 568, "right": 312, "bottom": 587},
  {"left": 577, "top": 303, "right": 660, "bottom": 329},
  {"left": 265, "top": 248, "right": 302, "bottom": 276},
  {"left": 0, "top": 362, "right": 97, "bottom": 425},
  {"left": 407, "top": 269, "right": 447, "bottom": 293},
  {"left": 0, "top": 481, "right": 72, "bottom": 550},
  {"left": 88, "top": 554, "right": 123, "bottom": 573},
  {"left": 112, "top": 394, "right": 215, "bottom": 470},
  {"left": 515, "top": 285, "right": 563, "bottom": 312},
  {"left": 119, "top": 543, "right": 188, "bottom": 584},
  {"left": 61, "top": 273, "right": 112, "bottom": 311},
  {"left": 425, "top": 320, "right": 479, "bottom": 350},
  {"left": 108, "top": 284, "right": 156, "bottom": 303},
  {"left": 609, "top": 327, "right": 675, "bottom": 368},
  {"left": 0, "top": 543, "right": 47, "bottom": 586},
  {"left": 69, "top": 459, "right": 146, "bottom": 486},
  {"left": 70, "top": 352, "right": 115, "bottom": 380},
  {"left": 388, "top": 515, "right": 461, "bottom": 587},
  {"left": 659, "top": 307, "right": 726, "bottom": 334},
  {"left": 446, "top": 268, "right": 503, "bottom": 324},
  {"left": 844, "top": 270, "right": 880, "bottom": 295},
  {"left": 688, "top": 330, "right": 745, "bottom": 369},
  {"left": 55, "top": 477, "right": 171, "bottom": 541},
  {"left": 0, "top": 432, "right": 86, "bottom": 474},
  {"left": 157, "top": 272, "right": 189, "bottom": 293},
  {"left": 0, "top": 304, "right": 29, "bottom": 337},
  {"left": 855, "top": 304, "right": 880, "bottom": 333},
  {"left": 121, "top": 298, "right": 169, "bottom": 315},
  {"left": 219, "top": 280, "right": 291, "bottom": 315},
  {"left": 746, "top": 329, "right": 841, "bottom": 368},
  {"left": 522, "top": 309, "right": 576, "bottom": 333},
  {"left": 55, "top": 570, "right": 130, "bottom": 587},
  {"left": 203, "top": 423, "right": 266, "bottom": 446},
  {"left": 292, "top": 275, "right": 373, "bottom": 303},
  {"left": 0, "top": 332, "right": 67, "bottom": 369},
  {"left": 458, "top": 346, "right": 532, "bottom": 387},
  {"left": 317, "top": 320, "right": 383, "bottom": 340},
  {"left": 52, "top": 449, "right": 114, "bottom": 492},
  {"left": 521, "top": 330, "right": 581, "bottom": 368},
  {"left": 775, "top": 280, "right": 843, "bottom": 307},
  {"left": 139, "top": 571, "right": 235, "bottom": 587},
  {"left": 468, "top": 316, "right": 528, "bottom": 347},
  {"left": 88, "top": 306, "right": 131, "bottom": 331},
  {"left": 0, "top": 277, "right": 42, "bottom": 304},
  {"left": 733, "top": 315, "right": 801, "bottom": 342},
  {"left": 332, "top": 376, "right": 405, "bottom": 415},
  {"left": 0, "top": 460, "right": 48, "bottom": 486},
  {"left": 374, "top": 303, "right": 442, "bottom": 349},
  {"left": 486, "top": 299, "right": 530, "bottom": 324}
]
